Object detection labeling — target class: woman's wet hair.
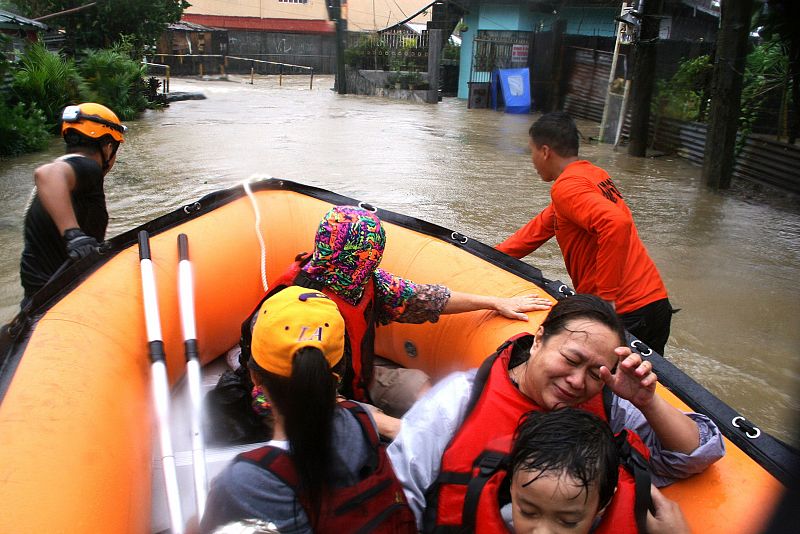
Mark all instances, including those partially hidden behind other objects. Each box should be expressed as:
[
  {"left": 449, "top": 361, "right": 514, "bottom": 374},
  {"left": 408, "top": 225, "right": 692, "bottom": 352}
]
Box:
[
  {"left": 540, "top": 294, "right": 626, "bottom": 347},
  {"left": 528, "top": 111, "right": 580, "bottom": 157},
  {"left": 252, "top": 346, "right": 346, "bottom": 525},
  {"left": 511, "top": 408, "right": 619, "bottom": 510}
]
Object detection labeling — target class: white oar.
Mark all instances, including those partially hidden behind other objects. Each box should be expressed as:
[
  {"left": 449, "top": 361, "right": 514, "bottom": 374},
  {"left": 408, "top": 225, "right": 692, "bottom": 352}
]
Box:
[
  {"left": 139, "top": 230, "right": 184, "bottom": 534},
  {"left": 177, "top": 233, "right": 208, "bottom": 516}
]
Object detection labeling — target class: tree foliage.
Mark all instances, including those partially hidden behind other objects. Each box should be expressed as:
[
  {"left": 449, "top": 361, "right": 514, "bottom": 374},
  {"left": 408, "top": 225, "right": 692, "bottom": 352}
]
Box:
[
  {"left": 16, "top": 0, "right": 190, "bottom": 55},
  {"left": 653, "top": 54, "right": 712, "bottom": 122},
  {"left": 78, "top": 45, "right": 149, "bottom": 120}
]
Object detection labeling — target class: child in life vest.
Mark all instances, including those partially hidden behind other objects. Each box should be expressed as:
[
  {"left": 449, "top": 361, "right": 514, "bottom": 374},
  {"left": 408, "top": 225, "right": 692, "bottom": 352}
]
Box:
[{"left": 507, "top": 409, "right": 689, "bottom": 534}]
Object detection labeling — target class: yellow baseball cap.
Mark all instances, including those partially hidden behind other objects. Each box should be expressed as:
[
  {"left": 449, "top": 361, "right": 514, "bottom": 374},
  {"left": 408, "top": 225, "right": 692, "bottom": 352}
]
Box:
[{"left": 250, "top": 286, "right": 345, "bottom": 377}]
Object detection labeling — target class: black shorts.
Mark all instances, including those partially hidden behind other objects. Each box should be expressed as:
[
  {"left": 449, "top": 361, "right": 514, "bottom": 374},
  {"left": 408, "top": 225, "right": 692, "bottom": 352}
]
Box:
[{"left": 619, "top": 298, "right": 674, "bottom": 356}]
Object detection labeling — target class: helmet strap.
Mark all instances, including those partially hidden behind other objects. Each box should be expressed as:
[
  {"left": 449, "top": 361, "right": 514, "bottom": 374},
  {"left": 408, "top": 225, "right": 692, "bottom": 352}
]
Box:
[{"left": 99, "top": 142, "right": 113, "bottom": 173}]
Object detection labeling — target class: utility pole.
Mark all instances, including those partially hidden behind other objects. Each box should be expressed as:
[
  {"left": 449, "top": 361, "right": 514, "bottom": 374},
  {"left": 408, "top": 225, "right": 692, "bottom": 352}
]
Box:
[
  {"left": 701, "top": 0, "right": 754, "bottom": 189},
  {"left": 627, "top": 0, "right": 662, "bottom": 157},
  {"left": 327, "top": 0, "right": 347, "bottom": 94},
  {"left": 427, "top": 28, "right": 444, "bottom": 104}
]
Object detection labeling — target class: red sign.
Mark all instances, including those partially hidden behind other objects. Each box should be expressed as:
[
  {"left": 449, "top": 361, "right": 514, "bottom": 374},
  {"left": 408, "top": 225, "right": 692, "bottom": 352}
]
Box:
[{"left": 511, "top": 44, "right": 529, "bottom": 63}]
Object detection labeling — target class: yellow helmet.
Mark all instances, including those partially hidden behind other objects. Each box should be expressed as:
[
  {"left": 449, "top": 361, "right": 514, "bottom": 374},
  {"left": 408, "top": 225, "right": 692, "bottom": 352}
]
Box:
[{"left": 61, "top": 103, "right": 127, "bottom": 143}]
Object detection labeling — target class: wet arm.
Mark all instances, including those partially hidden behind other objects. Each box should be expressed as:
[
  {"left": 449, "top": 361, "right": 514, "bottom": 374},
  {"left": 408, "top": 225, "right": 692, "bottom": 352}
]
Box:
[
  {"left": 609, "top": 395, "right": 725, "bottom": 485},
  {"left": 495, "top": 204, "right": 556, "bottom": 258},
  {"left": 382, "top": 276, "right": 550, "bottom": 325},
  {"left": 442, "top": 291, "right": 552, "bottom": 320},
  {"left": 636, "top": 395, "right": 700, "bottom": 453},
  {"left": 387, "top": 371, "right": 476, "bottom": 529},
  {"left": 33, "top": 161, "right": 79, "bottom": 234},
  {"left": 370, "top": 409, "right": 402, "bottom": 441}
]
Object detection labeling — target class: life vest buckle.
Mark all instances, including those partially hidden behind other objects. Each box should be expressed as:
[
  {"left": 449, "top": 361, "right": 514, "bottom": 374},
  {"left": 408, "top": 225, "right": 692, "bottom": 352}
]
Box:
[{"left": 477, "top": 451, "right": 507, "bottom": 476}]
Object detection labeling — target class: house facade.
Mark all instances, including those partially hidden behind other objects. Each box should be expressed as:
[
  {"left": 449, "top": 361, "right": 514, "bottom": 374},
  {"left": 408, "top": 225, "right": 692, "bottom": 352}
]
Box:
[
  {"left": 456, "top": 0, "right": 719, "bottom": 99},
  {"left": 182, "top": 0, "right": 432, "bottom": 34},
  {"left": 179, "top": 0, "right": 432, "bottom": 73}
]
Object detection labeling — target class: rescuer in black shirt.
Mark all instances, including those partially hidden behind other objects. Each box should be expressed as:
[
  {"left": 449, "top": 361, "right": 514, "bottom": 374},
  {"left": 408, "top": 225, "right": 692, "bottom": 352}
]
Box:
[{"left": 19, "top": 103, "right": 127, "bottom": 302}]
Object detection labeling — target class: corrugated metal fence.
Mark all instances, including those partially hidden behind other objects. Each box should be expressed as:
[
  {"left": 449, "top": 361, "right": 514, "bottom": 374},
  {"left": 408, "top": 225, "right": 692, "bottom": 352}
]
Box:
[
  {"left": 562, "top": 47, "right": 621, "bottom": 123},
  {"left": 649, "top": 118, "right": 800, "bottom": 194}
]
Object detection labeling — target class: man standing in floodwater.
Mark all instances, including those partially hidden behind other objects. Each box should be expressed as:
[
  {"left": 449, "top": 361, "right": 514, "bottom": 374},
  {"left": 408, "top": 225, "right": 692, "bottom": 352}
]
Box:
[
  {"left": 496, "top": 112, "right": 673, "bottom": 355},
  {"left": 19, "top": 103, "right": 126, "bottom": 305}
]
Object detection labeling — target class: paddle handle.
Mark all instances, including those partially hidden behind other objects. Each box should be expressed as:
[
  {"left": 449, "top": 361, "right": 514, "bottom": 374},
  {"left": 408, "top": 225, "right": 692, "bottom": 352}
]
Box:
[
  {"left": 178, "top": 234, "right": 197, "bottom": 350},
  {"left": 139, "top": 230, "right": 184, "bottom": 533},
  {"left": 139, "top": 231, "right": 164, "bottom": 360},
  {"left": 177, "top": 233, "right": 208, "bottom": 516}
]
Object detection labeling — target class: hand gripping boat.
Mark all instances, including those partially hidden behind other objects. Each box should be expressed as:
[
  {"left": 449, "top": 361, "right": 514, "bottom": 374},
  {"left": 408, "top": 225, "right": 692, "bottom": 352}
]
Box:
[{"left": 0, "top": 179, "right": 796, "bottom": 532}]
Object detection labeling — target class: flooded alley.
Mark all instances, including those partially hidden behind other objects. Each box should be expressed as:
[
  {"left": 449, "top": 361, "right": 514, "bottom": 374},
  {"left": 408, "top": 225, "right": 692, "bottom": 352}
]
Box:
[{"left": 1, "top": 74, "right": 798, "bottom": 445}]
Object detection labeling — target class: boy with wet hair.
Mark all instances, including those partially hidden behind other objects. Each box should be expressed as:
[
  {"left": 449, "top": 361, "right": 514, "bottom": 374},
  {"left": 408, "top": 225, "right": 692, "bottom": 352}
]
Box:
[
  {"left": 497, "top": 111, "right": 673, "bottom": 355},
  {"left": 508, "top": 408, "right": 619, "bottom": 533},
  {"left": 508, "top": 408, "right": 689, "bottom": 534}
]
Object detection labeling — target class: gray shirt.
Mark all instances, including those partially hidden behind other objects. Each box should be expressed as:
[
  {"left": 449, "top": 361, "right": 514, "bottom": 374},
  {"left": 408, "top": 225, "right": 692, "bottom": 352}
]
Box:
[
  {"left": 387, "top": 368, "right": 726, "bottom": 530},
  {"left": 201, "top": 404, "right": 377, "bottom": 534}
]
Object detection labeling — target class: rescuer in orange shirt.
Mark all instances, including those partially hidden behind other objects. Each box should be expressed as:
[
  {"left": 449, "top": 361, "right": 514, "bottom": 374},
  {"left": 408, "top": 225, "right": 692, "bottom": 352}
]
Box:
[{"left": 496, "top": 112, "right": 673, "bottom": 355}]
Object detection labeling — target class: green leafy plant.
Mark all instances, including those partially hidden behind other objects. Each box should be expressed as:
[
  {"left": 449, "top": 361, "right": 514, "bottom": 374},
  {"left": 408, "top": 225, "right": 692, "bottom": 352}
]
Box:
[
  {"left": 345, "top": 34, "right": 388, "bottom": 70},
  {"left": 78, "top": 46, "right": 149, "bottom": 120},
  {"left": 0, "top": 101, "right": 50, "bottom": 157},
  {"left": 400, "top": 71, "right": 424, "bottom": 89},
  {"left": 12, "top": 43, "right": 86, "bottom": 130},
  {"left": 443, "top": 41, "right": 461, "bottom": 62},
  {"left": 402, "top": 37, "right": 418, "bottom": 49},
  {"left": 652, "top": 54, "right": 712, "bottom": 122},
  {"left": 738, "top": 36, "right": 790, "bottom": 152},
  {"left": 386, "top": 71, "right": 401, "bottom": 88}
]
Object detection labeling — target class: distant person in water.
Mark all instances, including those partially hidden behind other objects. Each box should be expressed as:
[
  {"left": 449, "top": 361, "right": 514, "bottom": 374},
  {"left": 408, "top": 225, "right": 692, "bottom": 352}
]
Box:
[
  {"left": 19, "top": 103, "right": 126, "bottom": 305},
  {"left": 496, "top": 112, "right": 674, "bottom": 355},
  {"left": 233, "top": 206, "right": 553, "bottom": 432}
]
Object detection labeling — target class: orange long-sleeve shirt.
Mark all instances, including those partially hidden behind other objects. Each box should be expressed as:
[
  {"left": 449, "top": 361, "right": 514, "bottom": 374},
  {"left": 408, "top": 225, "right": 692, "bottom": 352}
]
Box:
[{"left": 497, "top": 160, "right": 667, "bottom": 315}]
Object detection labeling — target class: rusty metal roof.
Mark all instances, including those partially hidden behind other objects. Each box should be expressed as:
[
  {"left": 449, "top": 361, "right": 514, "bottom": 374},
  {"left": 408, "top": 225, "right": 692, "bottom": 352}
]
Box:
[{"left": 0, "top": 9, "right": 49, "bottom": 31}]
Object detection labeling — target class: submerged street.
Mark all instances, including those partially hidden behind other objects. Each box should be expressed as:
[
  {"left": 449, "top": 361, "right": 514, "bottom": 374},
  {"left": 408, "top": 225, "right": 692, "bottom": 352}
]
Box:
[{"left": 0, "top": 74, "right": 798, "bottom": 445}]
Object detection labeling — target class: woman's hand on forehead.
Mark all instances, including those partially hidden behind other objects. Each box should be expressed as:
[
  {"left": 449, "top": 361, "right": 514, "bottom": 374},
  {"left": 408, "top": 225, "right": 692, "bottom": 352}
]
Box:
[{"left": 597, "top": 346, "right": 657, "bottom": 409}]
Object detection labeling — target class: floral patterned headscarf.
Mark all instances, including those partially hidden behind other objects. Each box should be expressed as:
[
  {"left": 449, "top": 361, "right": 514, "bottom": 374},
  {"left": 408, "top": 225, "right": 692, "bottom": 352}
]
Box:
[{"left": 302, "top": 206, "right": 386, "bottom": 304}]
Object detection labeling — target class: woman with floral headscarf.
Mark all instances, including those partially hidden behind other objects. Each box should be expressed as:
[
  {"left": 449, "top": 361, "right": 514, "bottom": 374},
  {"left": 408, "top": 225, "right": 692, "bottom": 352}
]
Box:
[{"left": 235, "top": 206, "right": 551, "bottom": 438}]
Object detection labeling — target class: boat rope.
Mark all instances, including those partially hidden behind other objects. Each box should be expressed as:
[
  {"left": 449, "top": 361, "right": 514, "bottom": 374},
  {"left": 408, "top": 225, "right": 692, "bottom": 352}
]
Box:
[{"left": 243, "top": 179, "right": 269, "bottom": 293}]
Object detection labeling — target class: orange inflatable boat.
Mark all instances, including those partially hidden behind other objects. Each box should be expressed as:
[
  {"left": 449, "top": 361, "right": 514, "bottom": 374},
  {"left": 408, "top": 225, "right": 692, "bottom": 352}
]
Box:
[{"left": 0, "top": 179, "right": 795, "bottom": 532}]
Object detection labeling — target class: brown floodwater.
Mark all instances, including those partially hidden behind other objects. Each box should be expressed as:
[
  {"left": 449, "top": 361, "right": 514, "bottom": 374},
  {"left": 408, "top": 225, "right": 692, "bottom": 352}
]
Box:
[{"left": 1, "top": 75, "right": 798, "bottom": 445}]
